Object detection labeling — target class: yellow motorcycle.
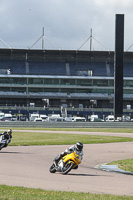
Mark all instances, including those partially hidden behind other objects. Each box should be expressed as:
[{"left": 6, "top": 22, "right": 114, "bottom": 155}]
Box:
[{"left": 49, "top": 150, "right": 81, "bottom": 175}]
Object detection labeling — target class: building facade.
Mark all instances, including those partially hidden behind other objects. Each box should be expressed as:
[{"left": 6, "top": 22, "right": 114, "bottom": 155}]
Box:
[{"left": 0, "top": 48, "right": 133, "bottom": 113}]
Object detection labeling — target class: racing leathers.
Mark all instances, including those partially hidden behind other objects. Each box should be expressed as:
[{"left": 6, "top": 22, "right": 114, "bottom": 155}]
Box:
[{"left": 0, "top": 131, "right": 12, "bottom": 149}]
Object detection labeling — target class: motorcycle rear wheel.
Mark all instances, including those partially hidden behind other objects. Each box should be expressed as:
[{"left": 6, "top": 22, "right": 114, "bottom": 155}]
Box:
[
  {"left": 49, "top": 163, "right": 56, "bottom": 173},
  {"left": 62, "top": 162, "right": 74, "bottom": 175}
]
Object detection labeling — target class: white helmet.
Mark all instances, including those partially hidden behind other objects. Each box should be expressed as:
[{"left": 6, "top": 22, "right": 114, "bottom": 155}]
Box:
[{"left": 8, "top": 129, "right": 12, "bottom": 134}]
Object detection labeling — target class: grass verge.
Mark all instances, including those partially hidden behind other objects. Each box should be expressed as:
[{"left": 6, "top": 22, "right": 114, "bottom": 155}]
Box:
[
  {"left": 8, "top": 131, "right": 133, "bottom": 146},
  {"left": 0, "top": 185, "right": 132, "bottom": 200},
  {"left": 108, "top": 158, "right": 133, "bottom": 172}
]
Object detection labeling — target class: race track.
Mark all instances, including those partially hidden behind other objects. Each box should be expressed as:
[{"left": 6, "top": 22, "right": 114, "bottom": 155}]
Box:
[{"left": 0, "top": 131, "right": 133, "bottom": 196}]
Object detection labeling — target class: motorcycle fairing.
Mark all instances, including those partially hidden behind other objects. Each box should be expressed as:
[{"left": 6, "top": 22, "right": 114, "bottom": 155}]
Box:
[{"left": 62, "top": 151, "right": 81, "bottom": 168}]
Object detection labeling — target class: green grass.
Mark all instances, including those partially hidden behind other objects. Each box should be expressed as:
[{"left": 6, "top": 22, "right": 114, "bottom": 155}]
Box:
[
  {"left": 108, "top": 159, "right": 133, "bottom": 172},
  {"left": 8, "top": 131, "right": 133, "bottom": 146},
  {"left": 0, "top": 185, "right": 133, "bottom": 200}
]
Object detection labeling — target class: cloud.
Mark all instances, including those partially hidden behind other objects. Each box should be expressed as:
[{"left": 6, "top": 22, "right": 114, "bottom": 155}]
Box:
[{"left": 0, "top": 0, "right": 132, "bottom": 50}]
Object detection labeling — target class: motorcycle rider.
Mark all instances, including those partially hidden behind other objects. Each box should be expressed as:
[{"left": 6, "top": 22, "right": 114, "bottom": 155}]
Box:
[
  {"left": 55, "top": 142, "right": 83, "bottom": 169},
  {"left": 0, "top": 129, "right": 12, "bottom": 150}
]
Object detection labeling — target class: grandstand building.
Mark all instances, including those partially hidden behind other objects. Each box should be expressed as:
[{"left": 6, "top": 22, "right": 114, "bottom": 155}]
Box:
[{"left": 0, "top": 48, "right": 133, "bottom": 117}]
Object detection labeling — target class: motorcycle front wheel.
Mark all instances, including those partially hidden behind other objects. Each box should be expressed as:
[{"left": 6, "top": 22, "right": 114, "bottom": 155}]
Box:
[
  {"left": 62, "top": 162, "right": 74, "bottom": 175},
  {"left": 49, "top": 163, "right": 56, "bottom": 173}
]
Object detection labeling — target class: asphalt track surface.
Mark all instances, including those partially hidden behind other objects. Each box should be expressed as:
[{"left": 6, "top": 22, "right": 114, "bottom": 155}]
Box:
[{"left": 0, "top": 130, "right": 133, "bottom": 196}]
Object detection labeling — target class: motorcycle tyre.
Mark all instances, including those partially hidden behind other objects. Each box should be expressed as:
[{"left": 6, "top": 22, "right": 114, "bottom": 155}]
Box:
[
  {"left": 62, "top": 162, "right": 74, "bottom": 175},
  {"left": 49, "top": 163, "right": 56, "bottom": 173}
]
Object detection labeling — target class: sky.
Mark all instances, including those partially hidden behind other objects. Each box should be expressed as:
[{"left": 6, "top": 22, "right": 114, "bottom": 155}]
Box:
[{"left": 0, "top": 0, "right": 133, "bottom": 51}]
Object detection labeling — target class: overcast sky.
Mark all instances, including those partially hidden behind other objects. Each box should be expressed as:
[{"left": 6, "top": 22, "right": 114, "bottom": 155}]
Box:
[{"left": 0, "top": 0, "right": 133, "bottom": 51}]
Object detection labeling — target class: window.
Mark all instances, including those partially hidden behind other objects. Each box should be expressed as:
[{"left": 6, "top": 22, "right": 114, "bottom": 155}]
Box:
[
  {"left": 11, "top": 87, "right": 26, "bottom": 92},
  {"left": 0, "top": 78, "right": 10, "bottom": 84},
  {"left": 28, "top": 78, "right": 43, "bottom": 84},
  {"left": 28, "top": 88, "right": 43, "bottom": 92},
  {"left": 93, "top": 79, "right": 108, "bottom": 86},
  {"left": 108, "top": 80, "right": 114, "bottom": 86},
  {"left": 77, "top": 79, "right": 92, "bottom": 86},
  {"left": 124, "top": 80, "right": 133, "bottom": 87},
  {"left": 60, "top": 79, "right": 75, "bottom": 85}
]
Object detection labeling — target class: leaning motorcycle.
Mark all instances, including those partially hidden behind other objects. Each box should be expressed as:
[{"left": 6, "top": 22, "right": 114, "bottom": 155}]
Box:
[
  {"left": 0, "top": 135, "right": 7, "bottom": 151},
  {"left": 49, "top": 150, "right": 82, "bottom": 175}
]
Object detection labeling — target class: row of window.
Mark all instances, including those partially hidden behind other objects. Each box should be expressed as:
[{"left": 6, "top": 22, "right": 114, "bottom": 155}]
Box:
[
  {"left": 0, "top": 77, "right": 133, "bottom": 95},
  {"left": 0, "top": 87, "right": 133, "bottom": 94},
  {"left": 0, "top": 77, "right": 132, "bottom": 87}
]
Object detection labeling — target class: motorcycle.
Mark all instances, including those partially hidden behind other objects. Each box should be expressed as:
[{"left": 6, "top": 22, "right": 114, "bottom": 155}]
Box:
[
  {"left": 0, "top": 135, "right": 7, "bottom": 151},
  {"left": 49, "top": 150, "right": 82, "bottom": 175}
]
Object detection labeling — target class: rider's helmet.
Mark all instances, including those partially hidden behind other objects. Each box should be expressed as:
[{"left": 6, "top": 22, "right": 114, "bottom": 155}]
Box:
[
  {"left": 75, "top": 142, "right": 83, "bottom": 151},
  {"left": 8, "top": 129, "right": 12, "bottom": 137}
]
